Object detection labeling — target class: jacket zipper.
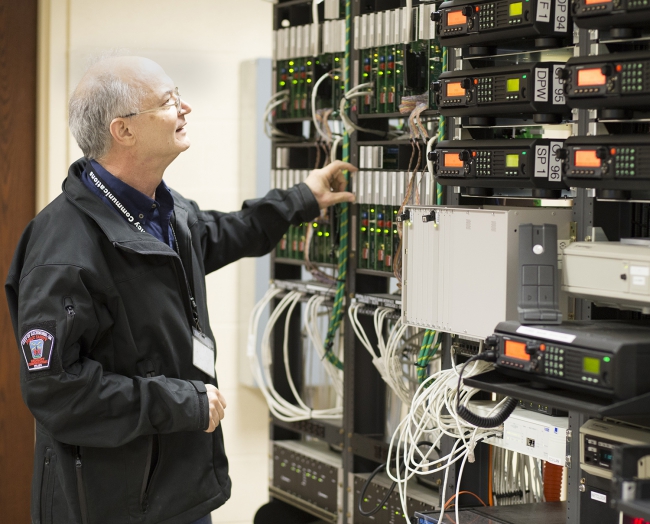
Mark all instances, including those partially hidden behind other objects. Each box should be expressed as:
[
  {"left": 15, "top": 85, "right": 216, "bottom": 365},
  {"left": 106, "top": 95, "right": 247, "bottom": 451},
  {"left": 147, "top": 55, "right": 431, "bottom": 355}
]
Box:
[
  {"left": 64, "top": 297, "right": 75, "bottom": 342},
  {"left": 140, "top": 369, "right": 158, "bottom": 512},
  {"left": 41, "top": 448, "right": 53, "bottom": 524},
  {"left": 75, "top": 448, "right": 89, "bottom": 524}
]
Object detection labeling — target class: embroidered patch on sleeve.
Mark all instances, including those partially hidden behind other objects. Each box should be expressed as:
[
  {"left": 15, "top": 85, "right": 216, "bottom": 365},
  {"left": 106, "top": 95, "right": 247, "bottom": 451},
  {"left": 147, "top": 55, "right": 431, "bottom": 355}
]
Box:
[{"left": 21, "top": 328, "right": 55, "bottom": 372}]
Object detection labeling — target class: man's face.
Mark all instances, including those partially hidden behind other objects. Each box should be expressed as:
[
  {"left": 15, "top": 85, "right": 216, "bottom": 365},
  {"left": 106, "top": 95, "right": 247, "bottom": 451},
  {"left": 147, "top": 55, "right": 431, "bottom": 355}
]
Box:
[{"left": 127, "top": 62, "right": 192, "bottom": 162}]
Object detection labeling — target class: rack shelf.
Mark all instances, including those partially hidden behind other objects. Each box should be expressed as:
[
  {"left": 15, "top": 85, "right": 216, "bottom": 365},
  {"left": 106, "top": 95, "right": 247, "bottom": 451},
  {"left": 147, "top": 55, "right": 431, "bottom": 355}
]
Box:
[{"left": 464, "top": 371, "right": 650, "bottom": 427}]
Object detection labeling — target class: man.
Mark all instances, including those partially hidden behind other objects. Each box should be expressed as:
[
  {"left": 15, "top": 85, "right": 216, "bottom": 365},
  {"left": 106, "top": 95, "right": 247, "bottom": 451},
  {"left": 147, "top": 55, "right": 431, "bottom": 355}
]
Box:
[{"left": 5, "top": 56, "right": 355, "bottom": 524}]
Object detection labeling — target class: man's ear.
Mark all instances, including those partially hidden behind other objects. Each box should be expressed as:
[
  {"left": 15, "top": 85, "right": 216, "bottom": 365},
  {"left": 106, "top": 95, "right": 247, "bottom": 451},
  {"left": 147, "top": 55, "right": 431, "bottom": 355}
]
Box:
[{"left": 109, "top": 117, "right": 136, "bottom": 147}]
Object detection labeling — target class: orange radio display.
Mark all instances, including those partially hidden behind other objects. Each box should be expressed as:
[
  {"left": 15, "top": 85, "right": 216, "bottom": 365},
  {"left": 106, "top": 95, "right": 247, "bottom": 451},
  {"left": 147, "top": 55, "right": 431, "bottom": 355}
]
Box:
[
  {"left": 447, "top": 10, "right": 467, "bottom": 26},
  {"left": 504, "top": 340, "right": 530, "bottom": 361},
  {"left": 446, "top": 82, "right": 466, "bottom": 97},
  {"left": 444, "top": 153, "right": 464, "bottom": 168},
  {"left": 577, "top": 68, "right": 607, "bottom": 86},
  {"left": 585, "top": 0, "right": 611, "bottom": 5},
  {"left": 574, "top": 150, "right": 601, "bottom": 168}
]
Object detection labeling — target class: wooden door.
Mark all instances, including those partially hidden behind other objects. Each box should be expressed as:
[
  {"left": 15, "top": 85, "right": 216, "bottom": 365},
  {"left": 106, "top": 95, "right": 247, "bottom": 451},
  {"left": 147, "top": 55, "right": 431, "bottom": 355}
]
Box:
[{"left": 0, "top": 0, "right": 38, "bottom": 522}]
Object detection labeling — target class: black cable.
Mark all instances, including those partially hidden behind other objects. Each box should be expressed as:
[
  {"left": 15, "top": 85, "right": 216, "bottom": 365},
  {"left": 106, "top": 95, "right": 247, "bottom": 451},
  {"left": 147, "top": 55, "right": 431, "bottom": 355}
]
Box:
[
  {"left": 357, "top": 462, "right": 396, "bottom": 517},
  {"left": 357, "top": 441, "right": 435, "bottom": 517},
  {"left": 455, "top": 350, "right": 518, "bottom": 429}
]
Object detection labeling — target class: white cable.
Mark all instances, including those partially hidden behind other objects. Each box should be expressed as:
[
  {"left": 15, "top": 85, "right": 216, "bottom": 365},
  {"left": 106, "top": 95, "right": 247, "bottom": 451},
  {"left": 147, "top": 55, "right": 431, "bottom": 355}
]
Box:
[
  {"left": 385, "top": 356, "right": 504, "bottom": 521},
  {"left": 426, "top": 135, "right": 438, "bottom": 176},
  {"left": 248, "top": 287, "right": 343, "bottom": 422},
  {"left": 312, "top": 69, "right": 343, "bottom": 142},
  {"left": 330, "top": 136, "right": 343, "bottom": 163}
]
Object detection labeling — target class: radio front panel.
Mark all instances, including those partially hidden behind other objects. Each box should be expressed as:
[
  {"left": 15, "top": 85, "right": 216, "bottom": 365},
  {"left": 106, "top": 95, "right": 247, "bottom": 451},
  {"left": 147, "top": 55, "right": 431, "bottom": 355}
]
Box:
[
  {"left": 433, "top": 138, "right": 567, "bottom": 190},
  {"left": 564, "top": 52, "right": 650, "bottom": 110},
  {"left": 436, "top": 0, "right": 571, "bottom": 47},
  {"left": 493, "top": 321, "right": 650, "bottom": 400},
  {"left": 561, "top": 135, "right": 650, "bottom": 191},
  {"left": 434, "top": 63, "right": 569, "bottom": 120},
  {"left": 572, "top": 0, "right": 650, "bottom": 30}
]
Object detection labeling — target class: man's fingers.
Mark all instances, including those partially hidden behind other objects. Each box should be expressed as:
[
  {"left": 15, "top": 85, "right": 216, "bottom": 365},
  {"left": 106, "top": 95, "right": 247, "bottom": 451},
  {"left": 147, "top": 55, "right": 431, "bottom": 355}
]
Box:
[
  {"left": 327, "top": 192, "right": 356, "bottom": 206},
  {"left": 215, "top": 388, "right": 227, "bottom": 409}
]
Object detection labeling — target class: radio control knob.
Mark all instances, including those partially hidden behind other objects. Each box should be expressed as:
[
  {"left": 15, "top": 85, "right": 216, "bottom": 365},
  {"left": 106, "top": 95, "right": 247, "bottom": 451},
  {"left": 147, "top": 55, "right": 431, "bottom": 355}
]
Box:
[
  {"left": 460, "top": 78, "right": 471, "bottom": 89},
  {"left": 596, "top": 147, "right": 608, "bottom": 160},
  {"left": 459, "top": 150, "right": 471, "bottom": 162},
  {"left": 431, "top": 11, "right": 442, "bottom": 22},
  {"left": 555, "top": 148, "right": 568, "bottom": 160},
  {"left": 557, "top": 68, "right": 569, "bottom": 81},
  {"left": 427, "top": 150, "right": 438, "bottom": 162},
  {"left": 601, "top": 64, "right": 613, "bottom": 77},
  {"left": 462, "top": 5, "right": 474, "bottom": 16},
  {"left": 430, "top": 81, "right": 441, "bottom": 93},
  {"left": 526, "top": 341, "right": 541, "bottom": 356}
]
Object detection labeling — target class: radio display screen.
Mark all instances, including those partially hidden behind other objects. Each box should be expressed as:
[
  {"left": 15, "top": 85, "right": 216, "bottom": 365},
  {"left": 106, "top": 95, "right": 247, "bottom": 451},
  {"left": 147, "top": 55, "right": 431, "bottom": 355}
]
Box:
[
  {"left": 574, "top": 150, "right": 601, "bottom": 167},
  {"left": 504, "top": 340, "right": 530, "bottom": 361},
  {"left": 583, "top": 357, "right": 601, "bottom": 374},
  {"left": 509, "top": 2, "right": 523, "bottom": 16},
  {"left": 585, "top": 0, "right": 611, "bottom": 5},
  {"left": 577, "top": 68, "right": 607, "bottom": 86},
  {"left": 447, "top": 10, "right": 467, "bottom": 26},
  {"left": 506, "top": 154, "right": 519, "bottom": 167},
  {"left": 507, "top": 78, "right": 520, "bottom": 92},
  {"left": 444, "top": 152, "right": 464, "bottom": 167},
  {"left": 446, "top": 82, "right": 466, "bottom": 96}
]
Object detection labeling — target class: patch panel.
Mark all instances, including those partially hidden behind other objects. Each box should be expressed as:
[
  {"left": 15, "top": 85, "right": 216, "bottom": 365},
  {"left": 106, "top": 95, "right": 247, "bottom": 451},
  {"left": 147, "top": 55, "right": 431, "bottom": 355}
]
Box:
[
  {"left": 271, "top": 440, "right": 344, "bottom": 523},
  {"left": 350, "top": 472, "right": 438, "bottom": 524}
]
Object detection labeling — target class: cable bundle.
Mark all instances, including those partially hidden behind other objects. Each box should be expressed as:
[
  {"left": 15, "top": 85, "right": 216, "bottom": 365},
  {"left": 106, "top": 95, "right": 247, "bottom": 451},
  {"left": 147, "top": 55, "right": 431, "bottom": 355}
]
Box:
[
  {"left": 492, "top": 448, "right": 544, "bottom": 506},
  {"left": 348, "top": 302, "right": 424, "bottom": 405},
  {"left": 386, "top": 357, "right": 508, "bottom": 523},
  {"left": 248, "top": 287, "right": 343, "bottom": 422}
]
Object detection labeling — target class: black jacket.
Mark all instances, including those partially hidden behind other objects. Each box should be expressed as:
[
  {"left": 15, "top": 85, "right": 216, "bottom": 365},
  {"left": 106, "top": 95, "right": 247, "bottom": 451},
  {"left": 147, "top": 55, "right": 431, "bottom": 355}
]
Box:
[{"left": 5, "top": 158, "right": 319, "bottom": 524}]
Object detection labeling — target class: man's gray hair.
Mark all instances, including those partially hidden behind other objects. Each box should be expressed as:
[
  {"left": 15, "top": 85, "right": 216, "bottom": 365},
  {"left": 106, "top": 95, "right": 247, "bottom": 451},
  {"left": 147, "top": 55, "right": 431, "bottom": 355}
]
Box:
[{"left": 69, "top": 71, "right": 144, "bottom": 160}]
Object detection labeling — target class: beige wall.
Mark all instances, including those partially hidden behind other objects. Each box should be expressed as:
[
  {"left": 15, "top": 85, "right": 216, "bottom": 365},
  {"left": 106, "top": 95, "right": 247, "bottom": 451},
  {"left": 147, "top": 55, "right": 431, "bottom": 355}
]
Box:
[{"left": 37, "top": 1, "right": 273, "bottom": 523}]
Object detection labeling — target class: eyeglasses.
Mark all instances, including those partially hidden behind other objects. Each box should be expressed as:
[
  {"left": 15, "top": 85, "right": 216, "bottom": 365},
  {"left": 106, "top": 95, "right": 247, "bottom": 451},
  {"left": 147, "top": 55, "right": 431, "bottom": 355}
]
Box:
[{"left": 122, "top": 87, "right": 182, "bottom": 118}]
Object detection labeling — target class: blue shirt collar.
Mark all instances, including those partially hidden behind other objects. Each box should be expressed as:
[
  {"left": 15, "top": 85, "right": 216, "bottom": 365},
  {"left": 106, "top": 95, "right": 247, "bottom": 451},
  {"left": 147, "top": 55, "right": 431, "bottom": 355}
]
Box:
[{"left": 89, "top": 159, "right": 174, "bottom": 219}]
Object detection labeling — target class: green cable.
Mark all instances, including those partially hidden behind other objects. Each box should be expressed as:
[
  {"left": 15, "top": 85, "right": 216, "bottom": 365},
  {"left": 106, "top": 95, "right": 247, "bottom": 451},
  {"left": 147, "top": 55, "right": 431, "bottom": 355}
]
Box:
[
  {"left": 322, "top": 0, "right": 352, "bottom": 371},
  {"left": 436, "top": 47, "right": 448, "bottom": 207},
  {"left": 417, "top": 330, "right": 441, "bottom": 384}
]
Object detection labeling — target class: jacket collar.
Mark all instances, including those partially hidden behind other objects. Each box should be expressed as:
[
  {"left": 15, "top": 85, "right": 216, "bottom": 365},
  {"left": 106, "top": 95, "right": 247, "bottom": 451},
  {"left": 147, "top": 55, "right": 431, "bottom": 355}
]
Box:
[{"left": 63, "top": 158, "right": 189, "bottom": 256}]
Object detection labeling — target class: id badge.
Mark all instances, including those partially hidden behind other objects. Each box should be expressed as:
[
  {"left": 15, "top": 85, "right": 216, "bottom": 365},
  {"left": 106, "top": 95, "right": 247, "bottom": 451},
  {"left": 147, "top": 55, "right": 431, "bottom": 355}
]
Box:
[{"left": 192, "top": 328, "right": 215, "bottom": 378}]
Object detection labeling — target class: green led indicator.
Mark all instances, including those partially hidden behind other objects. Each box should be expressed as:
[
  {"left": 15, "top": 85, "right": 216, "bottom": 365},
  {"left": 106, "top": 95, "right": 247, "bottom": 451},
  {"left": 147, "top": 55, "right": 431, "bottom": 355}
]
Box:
[
  {"left": 522, "top": 151, "right": 526, "bottom": 155},
  {"left": 523, "top": 75, "right": 527, "bottom": 79},
  {"left": 292, "top": 80, "right": 298, "bottom": 85},
  {"left": 317, "top": 232, "right": 323, "bottom": 237},
  {"left": 603, "top": 357, "right": 611, "bottom": 363},
  {"left": 370, "top": 208, "right": 375, "bottom": 212}
]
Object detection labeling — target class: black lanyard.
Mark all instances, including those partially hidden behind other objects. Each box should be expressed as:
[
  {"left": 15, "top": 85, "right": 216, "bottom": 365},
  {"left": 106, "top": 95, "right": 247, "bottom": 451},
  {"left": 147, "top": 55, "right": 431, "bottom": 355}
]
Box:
[
  {"left": 86, "top": 169, "right": 148, "bottom": 234},
  {"left": 87, "top": 164, "right": 203, "bottom": 333}
]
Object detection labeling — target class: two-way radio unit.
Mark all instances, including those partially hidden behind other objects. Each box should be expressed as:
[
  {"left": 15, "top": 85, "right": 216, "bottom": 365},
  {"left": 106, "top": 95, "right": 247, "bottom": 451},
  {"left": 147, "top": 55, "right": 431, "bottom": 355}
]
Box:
[
  {"left": 562, "top": 51, "right": 650, "bottom": 112},
  {"left": 433, "top": 63, "right": 570, "bottom": 123},
  {"left": 435, "top": 0, "right": 571, "bottom": 49},
  {"left": 492, "top": 320, "right": 650, "bottom": 399},
  {"left": 572, "top": 0, "right": 650, "bottom": 31},
  {"left": 432, "top": 139, "right": 567, "bottom": 195},
  {"left": 559, "top": 135, "right": 650, "bottom": 193}
]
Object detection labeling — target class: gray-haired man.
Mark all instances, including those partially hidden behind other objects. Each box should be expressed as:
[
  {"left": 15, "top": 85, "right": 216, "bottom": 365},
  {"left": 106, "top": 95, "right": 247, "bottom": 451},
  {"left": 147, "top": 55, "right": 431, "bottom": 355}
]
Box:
[{"left": 5, "top": 56, "right": 355, "bottom": 524}]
